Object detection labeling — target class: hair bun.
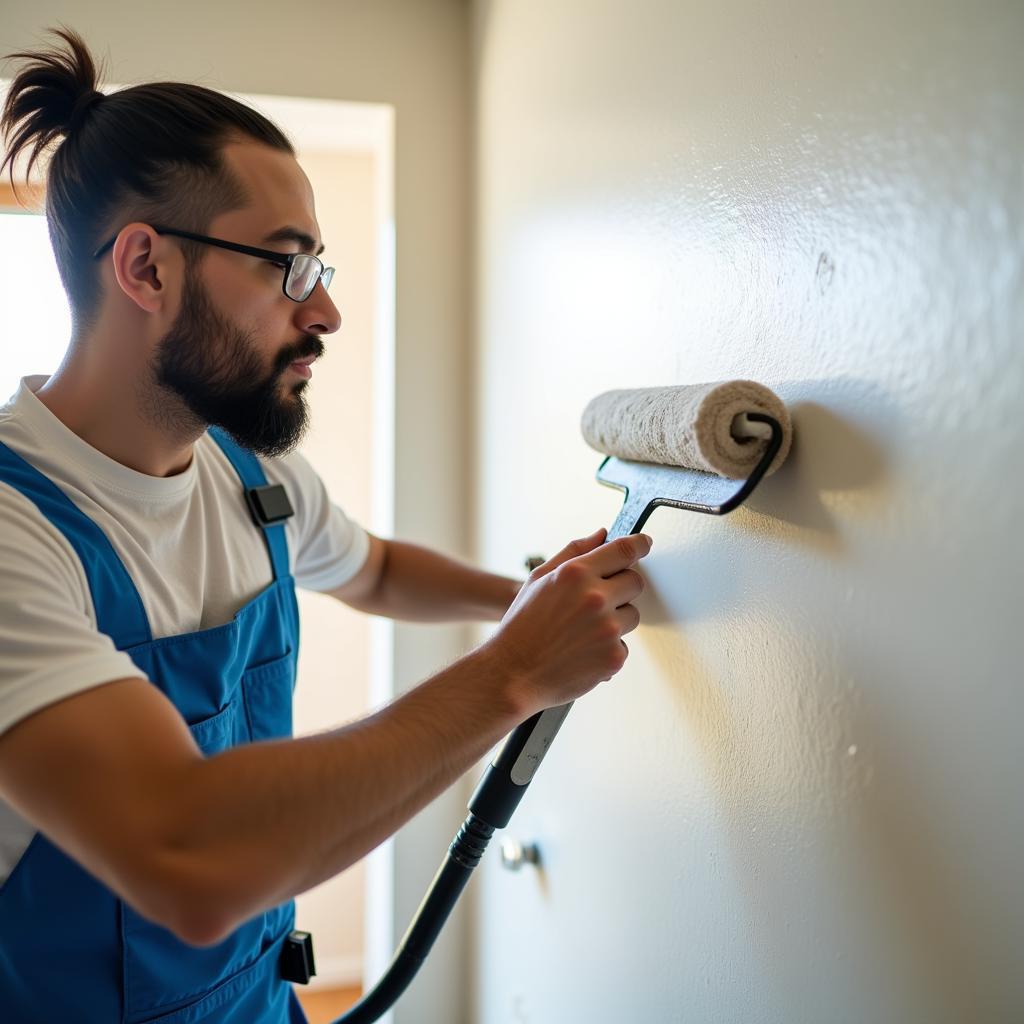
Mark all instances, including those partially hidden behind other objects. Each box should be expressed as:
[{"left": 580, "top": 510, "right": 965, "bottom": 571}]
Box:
[
  {"left": 67, "top": 89, "right": 105, "bottom": 134},
  {"left": 1, "top": 27, "right": 103, "bottom": 182}
]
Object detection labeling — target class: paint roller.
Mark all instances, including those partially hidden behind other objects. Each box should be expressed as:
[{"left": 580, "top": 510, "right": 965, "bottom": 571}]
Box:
[{"left": 334, "top": 381, "right": 793, "bottom": 1024}]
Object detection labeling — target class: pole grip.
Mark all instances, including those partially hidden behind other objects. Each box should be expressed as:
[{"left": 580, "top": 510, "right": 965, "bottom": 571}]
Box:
[{"left": 467, "top": 703, "right": 573, "bottom": 827}]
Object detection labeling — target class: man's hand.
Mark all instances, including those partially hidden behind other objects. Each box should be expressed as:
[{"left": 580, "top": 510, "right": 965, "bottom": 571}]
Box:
[{"left": 483, "top": 527, "right": 652, "bottom": 717}]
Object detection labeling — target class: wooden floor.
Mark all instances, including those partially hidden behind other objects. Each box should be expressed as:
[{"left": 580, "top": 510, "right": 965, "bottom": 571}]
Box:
[{"left": 295, "top": 986, "right": 362, "bottom": 1024}]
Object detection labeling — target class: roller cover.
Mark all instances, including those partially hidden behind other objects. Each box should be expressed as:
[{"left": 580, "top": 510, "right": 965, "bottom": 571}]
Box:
[{"left": 580, "top": 380, "right": 793, "bottom": 479}]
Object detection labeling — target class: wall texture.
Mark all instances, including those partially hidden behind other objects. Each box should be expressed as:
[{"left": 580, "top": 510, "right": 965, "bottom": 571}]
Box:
[{"left": 469, "top": 2, "right": 1023, "bottom": 1022}]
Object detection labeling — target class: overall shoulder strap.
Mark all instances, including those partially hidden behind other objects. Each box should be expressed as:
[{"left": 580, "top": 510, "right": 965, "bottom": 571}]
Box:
[
  {"left": 0, "top": 440, "right": 152, "bottom": 648},
  {"left": 207, "top": 427, "right": 291, "bottom": 582}
]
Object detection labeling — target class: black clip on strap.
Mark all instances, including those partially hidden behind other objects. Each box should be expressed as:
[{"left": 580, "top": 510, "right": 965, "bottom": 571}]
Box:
[
  {"left": 245, "top": 484, "right": 295, "bottom": 529},
  {"left": 280, "top": 929, "right": 317, "bottom": 984}
]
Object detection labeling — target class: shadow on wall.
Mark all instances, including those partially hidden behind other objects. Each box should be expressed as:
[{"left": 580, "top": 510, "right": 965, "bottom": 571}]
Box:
[
  {"left": 742, "top": 376, "right": 894, "bottom": 537},
  {"left": 636, "top": 375, "right": 892, "bottom": 628}
]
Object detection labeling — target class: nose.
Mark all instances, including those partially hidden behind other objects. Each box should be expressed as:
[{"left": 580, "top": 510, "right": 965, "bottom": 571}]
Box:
[{"left": 295, "top": 279, "right": 342, "bottom": 335}]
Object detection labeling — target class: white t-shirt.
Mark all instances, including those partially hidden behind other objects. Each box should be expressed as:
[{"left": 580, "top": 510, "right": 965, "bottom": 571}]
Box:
[{"left": 0, "top": 375, "right": 371, "bottom": 882}]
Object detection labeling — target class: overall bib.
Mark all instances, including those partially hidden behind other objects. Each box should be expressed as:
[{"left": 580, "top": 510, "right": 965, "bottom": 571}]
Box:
[{"left": 0, "top": 428, "right": 308, "bottom": 1024}]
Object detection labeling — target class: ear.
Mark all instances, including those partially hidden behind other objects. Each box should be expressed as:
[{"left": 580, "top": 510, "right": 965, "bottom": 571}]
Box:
[{"left": 108, "top": 223, "right": 178, "bottom": 314}]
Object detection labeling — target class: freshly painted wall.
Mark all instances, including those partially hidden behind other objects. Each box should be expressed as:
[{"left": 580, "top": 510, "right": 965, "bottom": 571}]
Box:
[{"left": 469, "top": 2, "right": 1023, "bottom": 1022}]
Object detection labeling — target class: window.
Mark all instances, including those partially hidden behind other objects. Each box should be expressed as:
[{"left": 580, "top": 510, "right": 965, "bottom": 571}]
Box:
[{"left": 0, "top": 211, "right": 72, "bottom": 401}]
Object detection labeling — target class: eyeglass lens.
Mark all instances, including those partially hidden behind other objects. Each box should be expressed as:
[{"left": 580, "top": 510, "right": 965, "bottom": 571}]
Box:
[{"left": 286, "top": 255, "right": 334, "bottom": 301}]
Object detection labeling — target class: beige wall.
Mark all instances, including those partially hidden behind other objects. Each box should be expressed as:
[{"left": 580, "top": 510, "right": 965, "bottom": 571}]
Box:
[
  {"left": 0, "top": 6, "right": 472, "bottom": 1023},
  {"left": 470, "top": 2, "right": 1023, "bottom": 1022},
  {"left": 291, "top": 149, "right": 376, "bottom": 987}
]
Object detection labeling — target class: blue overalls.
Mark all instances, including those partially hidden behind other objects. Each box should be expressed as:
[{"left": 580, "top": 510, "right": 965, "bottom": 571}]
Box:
[{"left": 0, "top": 428, "right": 309, "bottom": 1024}]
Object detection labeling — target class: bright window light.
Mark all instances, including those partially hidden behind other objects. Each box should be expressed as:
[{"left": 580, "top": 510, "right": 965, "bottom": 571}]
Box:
[{"left": 0, "top": 213, "right": 72, "bottom": 402}]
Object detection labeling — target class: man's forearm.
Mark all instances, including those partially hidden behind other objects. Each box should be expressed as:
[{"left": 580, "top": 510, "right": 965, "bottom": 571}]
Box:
[
  {"left": 163, "top": 641, "right": 526, "bottom": 944},
  {"left": 353, "top": 539, "right": 522, "bottom": 622}
]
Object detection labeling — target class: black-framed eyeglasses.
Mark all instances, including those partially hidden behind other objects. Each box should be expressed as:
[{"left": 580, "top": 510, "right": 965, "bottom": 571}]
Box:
[{"left": 92, "top": 226, "right": 335, "bottom": 303}]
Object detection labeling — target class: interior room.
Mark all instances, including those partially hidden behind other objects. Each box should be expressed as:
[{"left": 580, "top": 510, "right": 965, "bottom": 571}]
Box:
[{"left": 0, "top": 3, "right": 1020, "bottom": 1023}]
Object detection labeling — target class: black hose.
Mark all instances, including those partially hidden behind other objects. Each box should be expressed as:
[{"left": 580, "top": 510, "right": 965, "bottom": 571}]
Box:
[
  {"left": 332, "top": 814, "right": 495, "bottom": 1023},
  {"left": 331, "top": 706, "right": 574, "bottom": 1022}
]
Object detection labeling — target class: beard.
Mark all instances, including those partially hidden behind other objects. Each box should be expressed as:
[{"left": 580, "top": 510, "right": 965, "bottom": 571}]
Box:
[{"left": 151, "top": 267, "right": 324, "bottom": 458}]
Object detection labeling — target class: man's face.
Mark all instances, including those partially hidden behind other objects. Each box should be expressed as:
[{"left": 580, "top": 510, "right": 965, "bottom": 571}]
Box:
[
  {"left": 152, "top": 140, "right": 341, "bottom": 457},
  {"left": 154, "top": 264, "right": 324, "bottom": 457}
]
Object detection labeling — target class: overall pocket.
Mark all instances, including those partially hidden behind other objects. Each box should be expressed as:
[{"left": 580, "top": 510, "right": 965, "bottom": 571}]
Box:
[
  {"left": 241, "top": 649, "right": 296, "bottom": 743},
  {"left": 120, "top": 698, "right": 290, "bottom": 1022}
]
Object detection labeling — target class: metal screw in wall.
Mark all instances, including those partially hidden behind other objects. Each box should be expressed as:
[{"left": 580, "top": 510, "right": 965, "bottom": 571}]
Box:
[{"left": 500, "top": 839, "right": 541, "bottom": 872}]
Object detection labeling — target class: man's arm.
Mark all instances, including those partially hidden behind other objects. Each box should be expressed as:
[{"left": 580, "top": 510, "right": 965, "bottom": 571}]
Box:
[
  {"left": 0, "top": 529, "right": 649, "bottom": 948},
  {"left": 0, "top": 647, "right": 526, "bottom": 948},
  {"left": 329, "top": 533, "right": 523, "bottom": 623}
]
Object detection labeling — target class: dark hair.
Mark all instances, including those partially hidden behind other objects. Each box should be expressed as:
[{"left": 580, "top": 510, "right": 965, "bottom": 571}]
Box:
[{"left": 0, "top": 27, "right": 294, "bottom": 328}]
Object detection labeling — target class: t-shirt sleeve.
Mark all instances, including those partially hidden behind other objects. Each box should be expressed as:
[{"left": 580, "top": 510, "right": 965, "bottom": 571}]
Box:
[
  {"left": 264, "top": 450, "right": 371, "bottom": 592},
  {"left": 0, "top": 485, "right": 147, "bottom": 737}
]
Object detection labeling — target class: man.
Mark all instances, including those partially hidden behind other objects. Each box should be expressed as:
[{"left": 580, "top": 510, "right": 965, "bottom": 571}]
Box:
[{"left": 0, "top": 29, "right": 650, "bottom": 1023}]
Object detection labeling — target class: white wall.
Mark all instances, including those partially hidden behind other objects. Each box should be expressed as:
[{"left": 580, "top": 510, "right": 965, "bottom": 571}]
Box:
[
  {"left": 0, "top": 6, "right": 472, "bottom": 1023},
  {"left": 469, "top": 2, "right": 1023, "bottom": 1022}
]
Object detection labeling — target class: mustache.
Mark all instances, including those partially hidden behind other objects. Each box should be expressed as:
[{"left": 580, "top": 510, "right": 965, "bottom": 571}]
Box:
[{"left": 274, "top": 335, "right": 325, "bottom": 374}]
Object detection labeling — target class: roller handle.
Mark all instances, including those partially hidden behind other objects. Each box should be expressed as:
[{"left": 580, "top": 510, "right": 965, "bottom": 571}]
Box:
[{"left": 468, "top": 704, "right": 573, "bottom": 827}]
